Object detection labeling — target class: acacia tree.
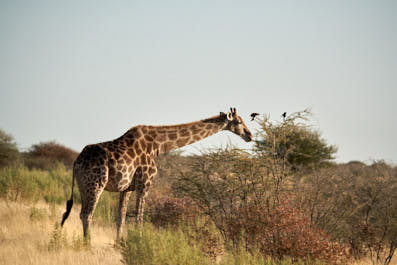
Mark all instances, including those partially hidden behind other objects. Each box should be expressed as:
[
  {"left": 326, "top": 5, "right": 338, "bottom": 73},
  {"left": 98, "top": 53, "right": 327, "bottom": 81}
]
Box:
[
  {"left": 0, "top": 129, "right": 19, "bottom": 167},
  {"left": 254, "top": 110, "right": 337, "bottom": 170},
  {"left": 23, "top": 141, "right": 78, "bottom": 170},
  {"left": 299, "top": 160, "right": 397, "bottom": 265},
  {"left": 347, "top": 162, "right": 397, "bottom": 265}
]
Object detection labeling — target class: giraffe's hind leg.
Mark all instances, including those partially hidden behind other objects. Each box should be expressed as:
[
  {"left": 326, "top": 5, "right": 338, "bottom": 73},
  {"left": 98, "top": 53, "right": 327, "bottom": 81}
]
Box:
[
  {"left": 78, "top": 173, "right": 107, "bottom": 239},
  {"left": 74, "top": 144, "right": 108, "bottom": 240},
  {"left": 135, "top": 165, "right": 157, "bottom": 225},
  {"left": 116, "top": 190, "right": 132, "bottom": 241}
]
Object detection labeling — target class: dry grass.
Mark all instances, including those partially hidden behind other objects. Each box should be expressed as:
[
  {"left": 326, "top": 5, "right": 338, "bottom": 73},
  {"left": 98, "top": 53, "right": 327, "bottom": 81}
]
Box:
[
  {"left": 0, "top": 199, "right": 122, "bottom": 265},
  {"left": 0, "top": 199, "right": 395, "bottom": 265},
  {"left": 351, "top": 259, "right": 397, "bottom": 265}
]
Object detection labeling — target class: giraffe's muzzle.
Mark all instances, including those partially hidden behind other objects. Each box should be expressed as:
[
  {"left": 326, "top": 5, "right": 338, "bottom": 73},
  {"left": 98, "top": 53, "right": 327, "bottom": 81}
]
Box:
[{"left": 243, "top": 129, "right": 253, "bottom": 142}]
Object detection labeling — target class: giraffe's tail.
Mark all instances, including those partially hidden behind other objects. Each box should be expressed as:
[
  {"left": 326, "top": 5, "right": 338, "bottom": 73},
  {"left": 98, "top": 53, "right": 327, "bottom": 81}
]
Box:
[
  {"left": 61, "top": 167, "right": 75, "bottom": 227},
  {"left": 61, "top": 199, "right": 73, "bottom": 226}
]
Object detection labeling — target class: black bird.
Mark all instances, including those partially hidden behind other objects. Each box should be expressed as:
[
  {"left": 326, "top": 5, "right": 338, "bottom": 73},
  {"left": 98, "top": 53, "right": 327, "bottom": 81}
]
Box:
[
  {"left": 282, "top": 112, "right": 287, "bottom": 119},
  {"left": 250, "top": 113, "right": 260, "bottom": 121}
]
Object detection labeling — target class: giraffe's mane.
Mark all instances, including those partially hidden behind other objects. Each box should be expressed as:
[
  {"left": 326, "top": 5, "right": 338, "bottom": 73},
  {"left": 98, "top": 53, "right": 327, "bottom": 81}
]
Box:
[{"left": 142, "top": 114, "right": 225, "bottom": 130}]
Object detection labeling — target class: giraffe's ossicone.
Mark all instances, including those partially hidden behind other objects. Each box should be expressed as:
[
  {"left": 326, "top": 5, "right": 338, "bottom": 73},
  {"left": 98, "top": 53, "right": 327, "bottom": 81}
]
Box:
[{"left": 61, "top": 108, "right": 253, "bottom": 240}]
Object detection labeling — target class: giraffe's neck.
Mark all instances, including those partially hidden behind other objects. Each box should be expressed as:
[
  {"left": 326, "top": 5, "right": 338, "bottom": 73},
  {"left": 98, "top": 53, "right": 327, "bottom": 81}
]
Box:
[{"left": 140, "top": 114, "right": 227, "bottom": 155}]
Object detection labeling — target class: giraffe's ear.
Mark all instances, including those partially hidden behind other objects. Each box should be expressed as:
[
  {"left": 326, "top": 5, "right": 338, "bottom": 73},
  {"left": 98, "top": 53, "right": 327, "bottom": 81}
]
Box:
[
  {"left": 227, "top": 112, "right": 233, "bottom": 121},
  {"left": 230, "top": 107, "right": 237, "bottom": 116}
]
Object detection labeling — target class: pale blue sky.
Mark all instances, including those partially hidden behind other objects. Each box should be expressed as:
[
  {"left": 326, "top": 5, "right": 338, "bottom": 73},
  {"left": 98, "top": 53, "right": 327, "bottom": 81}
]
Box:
[{"left": 1, "top": 0, "right": 396, "bottom": 163}]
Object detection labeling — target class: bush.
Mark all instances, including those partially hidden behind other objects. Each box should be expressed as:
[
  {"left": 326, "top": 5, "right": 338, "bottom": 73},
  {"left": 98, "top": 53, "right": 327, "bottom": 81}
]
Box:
[
  {"left": 0, "top": 163, "right": 79, "bottom": 204},
  {"left": 254, "top": 110, "right": 337, "bottom": 170},
  {"left": 343, "top": 161, "right": 397, "bottom": 265},
  {"left": 23, "top": 141, "right": 78, "bottom": 170},
  {"left": 232, "top": 202, "right": 347, "bottom": 264},
  {"left": 299, "top": 161, "right": 397, "bottom": 265},
  {"left": 173, "top": 146, "right": 347, "bottom": 263},
  {"left": 0, "top": 164, "right": 42, "bottom": 202},
  {"left": 120, "top": 224, "right": 210, "bottom": 265},
  {"left": 93, "top": 191, "right": 118, "bottom": 224},
  {"left": 148, "top": 196, "right": 201, "bottom": 228},
  {"left": 0, "top": 129, "right": 20, "bottom": 167}
]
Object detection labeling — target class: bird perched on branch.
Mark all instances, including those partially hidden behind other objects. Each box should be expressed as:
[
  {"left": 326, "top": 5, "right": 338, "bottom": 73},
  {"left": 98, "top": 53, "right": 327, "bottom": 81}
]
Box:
[
  {"left": 282, "top": 112, "right": 287, "bottom": 120},
  {"left": 250, "top": 113, "right": 260, "bottom": 121}
]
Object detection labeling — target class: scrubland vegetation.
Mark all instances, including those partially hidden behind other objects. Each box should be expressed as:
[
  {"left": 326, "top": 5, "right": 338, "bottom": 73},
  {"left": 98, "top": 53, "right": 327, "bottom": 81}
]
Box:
[{"left": 0, "top": 111, "right": 396, "bottom": 265}]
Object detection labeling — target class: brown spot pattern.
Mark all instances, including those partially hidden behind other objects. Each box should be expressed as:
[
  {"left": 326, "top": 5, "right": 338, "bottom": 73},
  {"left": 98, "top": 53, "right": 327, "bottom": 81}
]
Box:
[
  {"left": 156, "top": 134, "right": 166, "bottom": 142},
  {"left": 144, "top": 135, "right": 153, "bottom": 141},
  {"left": 140, "top": 153, "right": 147, "bottom": 164},
  {"left": 168, "top": 133, "right": 177, "bottom": 140},
  {"left": 176, "top": 138, "right": 189, "bottom": 147},
  {"left": 127, "top": 148, "right": 135, "bottom": 158},
  {"left": 149, "top": 167, "right": 156, "bottom": 175},
  {"left": 180, "top": 128, "right": 190, "bottom": 137}
]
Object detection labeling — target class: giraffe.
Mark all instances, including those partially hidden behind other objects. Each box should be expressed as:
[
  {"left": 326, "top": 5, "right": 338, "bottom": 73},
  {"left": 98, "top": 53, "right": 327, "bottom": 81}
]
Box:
[{"left": 61, "top": 108, "right": 253, "bottom": 240}]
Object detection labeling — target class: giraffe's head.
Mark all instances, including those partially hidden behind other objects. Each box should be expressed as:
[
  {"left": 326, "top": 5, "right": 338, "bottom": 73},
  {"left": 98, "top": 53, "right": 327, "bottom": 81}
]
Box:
[{"left": 222, "top": 108, "right": 253, "bottom": 142}]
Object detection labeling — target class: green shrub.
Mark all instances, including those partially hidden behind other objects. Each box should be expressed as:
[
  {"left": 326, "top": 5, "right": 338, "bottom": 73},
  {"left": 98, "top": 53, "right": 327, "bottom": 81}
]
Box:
[
  {"left": 93, "top": 191, "right": 118, "bottom": 224},
  {"left": 254, "top": 110, "right": 337, "bottom": 170},
  {"left": 0, "top": 164, "right": 41, "bottom": 202},
  {"left": 0, "top": 163, "right": 81, "bottom": 204},
  {"left": 120, "top": 223, "right": 210, "bottom": 265},
  {"left": 0, "top": 129, "right": 20, "bottom": 167}
]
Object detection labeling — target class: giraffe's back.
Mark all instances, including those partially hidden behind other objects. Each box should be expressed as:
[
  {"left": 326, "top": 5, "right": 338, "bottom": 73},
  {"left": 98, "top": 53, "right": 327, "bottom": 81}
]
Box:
[
  {"left": 73, "top": 126, "right": 149, "bottom": 193},
  {"left": 74, "top": 144, "right": 109, "bottom": 191}
]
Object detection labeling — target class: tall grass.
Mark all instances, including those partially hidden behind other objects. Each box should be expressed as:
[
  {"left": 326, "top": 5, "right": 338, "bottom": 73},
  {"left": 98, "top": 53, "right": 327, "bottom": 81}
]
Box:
[
  {"left": 0, "top": 163, "right": 118, "bottom": 224},
  {"left": 0, "top": 163, "right": 75, "bottom": 204},
  {"left": 120, "top": 223, "right": 211, "bottom": 265},
  {"left": 0, "top": 199, "right": 121, "bottom": 265}
]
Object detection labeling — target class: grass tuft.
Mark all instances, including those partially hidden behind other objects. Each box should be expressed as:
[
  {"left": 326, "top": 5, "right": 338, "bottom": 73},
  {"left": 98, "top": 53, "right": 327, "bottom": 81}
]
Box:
[
  {"left": 120, "top": 223, "right": 211, "bottom": 265},
  {"left": 48, "top": 222, "right": 68, "bottom": 251},
  {"left": 29, "top": 206, "right": 47, "bottom": 223}
]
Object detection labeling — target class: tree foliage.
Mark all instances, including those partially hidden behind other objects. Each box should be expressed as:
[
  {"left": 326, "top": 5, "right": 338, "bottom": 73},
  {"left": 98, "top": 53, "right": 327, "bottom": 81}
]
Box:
[
  {"left": 0, "top": 129, "right": 19, "bottom": 167},
  {"left": 173, "top": 147, "right": 346, "bottom": 264},
  {"left": 297, "top": 161, "right": 397, "bottom": 265},
  {"left": 23, "top": 141, "right": 78, "bottom": 170},
  {"left": 172, "top": 111, "right": 346, "bottom": 263},
  {"left": 255, "top": 110, "right": 337, "bottom": 169}
]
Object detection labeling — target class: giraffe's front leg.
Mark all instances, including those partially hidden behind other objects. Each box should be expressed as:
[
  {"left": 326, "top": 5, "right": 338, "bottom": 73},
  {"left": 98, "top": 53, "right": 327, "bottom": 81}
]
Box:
[{"left": 135, "top": 165, "right": 157, "bottom": 226}]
